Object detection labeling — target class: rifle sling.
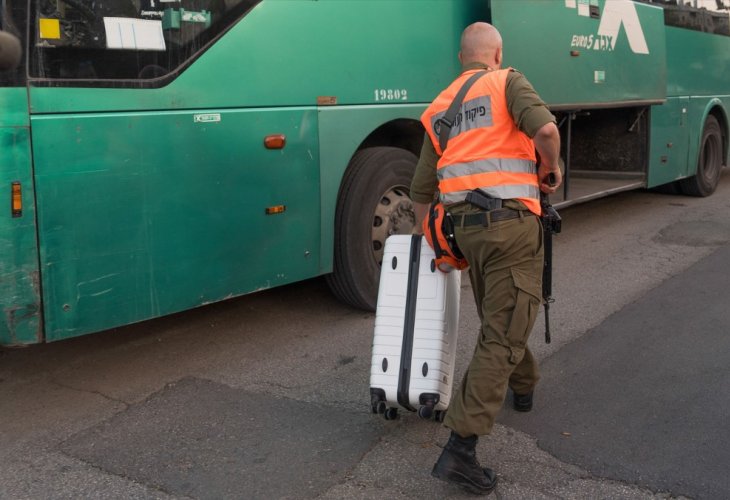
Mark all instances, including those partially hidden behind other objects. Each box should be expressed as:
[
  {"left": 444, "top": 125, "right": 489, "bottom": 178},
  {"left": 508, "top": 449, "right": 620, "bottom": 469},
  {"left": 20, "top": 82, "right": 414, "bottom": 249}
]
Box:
[{"left": 438, "top": 70, "right": 488, "bottom": 152}]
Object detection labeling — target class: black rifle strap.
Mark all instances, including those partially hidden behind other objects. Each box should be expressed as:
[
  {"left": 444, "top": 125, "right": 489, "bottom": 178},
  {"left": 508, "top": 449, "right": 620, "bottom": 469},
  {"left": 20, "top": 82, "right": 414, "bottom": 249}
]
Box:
[{"left": 438, "top": 70, "right": 488, "bottom": 152}]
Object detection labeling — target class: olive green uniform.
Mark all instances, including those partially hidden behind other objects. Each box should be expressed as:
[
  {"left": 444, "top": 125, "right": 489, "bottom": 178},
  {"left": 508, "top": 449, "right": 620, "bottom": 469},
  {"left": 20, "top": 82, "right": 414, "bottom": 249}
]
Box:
[{"left": 411, "top": 63, "right": 555, "bottom": 437}]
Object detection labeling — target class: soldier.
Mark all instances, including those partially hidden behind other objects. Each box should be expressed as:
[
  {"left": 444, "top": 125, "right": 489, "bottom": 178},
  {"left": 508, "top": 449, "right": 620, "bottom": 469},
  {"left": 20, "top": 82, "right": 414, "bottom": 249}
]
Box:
[{"left": 411, "top": 22, "right": 562, "bottom": 495}]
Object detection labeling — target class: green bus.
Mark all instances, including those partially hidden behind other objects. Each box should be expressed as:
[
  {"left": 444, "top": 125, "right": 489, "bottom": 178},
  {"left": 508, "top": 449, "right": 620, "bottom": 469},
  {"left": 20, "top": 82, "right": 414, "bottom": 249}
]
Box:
[{"left": 1, "top": 0, "right": 728, "bottom": 345}]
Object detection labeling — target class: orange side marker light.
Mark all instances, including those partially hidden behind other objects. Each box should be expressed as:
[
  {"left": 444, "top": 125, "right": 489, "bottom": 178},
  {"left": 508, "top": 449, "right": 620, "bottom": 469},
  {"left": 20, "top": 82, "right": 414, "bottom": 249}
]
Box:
[
  {"left": 11, "top": 182, "right": 22, "bottom": 217},
  {"left": 264, "top": 134, "right": 286, "bottom": 149}
]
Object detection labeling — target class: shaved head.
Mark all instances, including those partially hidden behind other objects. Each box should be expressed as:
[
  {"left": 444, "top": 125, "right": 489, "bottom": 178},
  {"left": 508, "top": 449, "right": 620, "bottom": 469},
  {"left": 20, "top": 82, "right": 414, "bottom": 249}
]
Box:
[{"left": 459, "top": 22, "right": 503, "bottom": 68}]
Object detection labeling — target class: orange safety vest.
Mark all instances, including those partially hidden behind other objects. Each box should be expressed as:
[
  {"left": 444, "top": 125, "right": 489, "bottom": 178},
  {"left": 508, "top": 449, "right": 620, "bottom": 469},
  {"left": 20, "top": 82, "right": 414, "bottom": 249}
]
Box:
[{"left": 421, "top": 68, "right": 541, "bottom": 216}]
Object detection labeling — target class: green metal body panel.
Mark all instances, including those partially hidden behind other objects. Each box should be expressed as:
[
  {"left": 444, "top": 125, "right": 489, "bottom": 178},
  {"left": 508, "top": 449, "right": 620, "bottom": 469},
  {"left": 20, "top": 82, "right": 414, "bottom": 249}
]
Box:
[
  {"left": 665, "top": 26, "right": 730, "bottom": 98},
  {"left": 0, "top": 88, "right": 41, "bottom": 345},
  {"left": 32, "top": 108, "right": 320, "bottom": 340},
  {"left": 490, "top": 0, "right": 666, "bottom": 108},
  {"left": 683, "top": 96, "right": 730, "bottom": 178},
  {"left": 648, "top": 97, "right": 690, "bottom": 186}
]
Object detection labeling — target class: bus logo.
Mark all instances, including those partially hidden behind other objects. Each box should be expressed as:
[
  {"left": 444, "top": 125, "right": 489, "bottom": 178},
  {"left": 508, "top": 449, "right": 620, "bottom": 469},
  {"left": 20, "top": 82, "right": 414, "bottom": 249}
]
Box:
[
  {"left": 193, "top": 113, "right": 221, "bottom": 123},
  {"left": 566, "top": 0, "right": 649, "bottom": 55}
]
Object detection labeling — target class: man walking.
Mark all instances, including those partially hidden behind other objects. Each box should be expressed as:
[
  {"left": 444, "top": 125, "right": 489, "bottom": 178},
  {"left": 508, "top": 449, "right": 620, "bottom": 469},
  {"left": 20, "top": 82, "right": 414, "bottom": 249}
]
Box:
[{"left": 410, "top": 22, "right": 562, "bottom": 495}]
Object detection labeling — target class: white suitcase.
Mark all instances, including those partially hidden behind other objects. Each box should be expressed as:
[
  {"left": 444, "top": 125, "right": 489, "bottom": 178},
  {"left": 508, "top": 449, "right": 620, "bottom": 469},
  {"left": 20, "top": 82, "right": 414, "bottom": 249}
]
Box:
[{"left": 369, "top": 234, "right": 461, "bottom": 421}]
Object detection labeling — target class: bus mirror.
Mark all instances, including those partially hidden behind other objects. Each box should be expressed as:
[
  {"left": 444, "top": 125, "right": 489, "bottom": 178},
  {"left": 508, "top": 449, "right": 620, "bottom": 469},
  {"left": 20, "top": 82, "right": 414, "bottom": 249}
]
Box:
[{"left": 0, "top": 31, "right": 22, "bottom": 71}]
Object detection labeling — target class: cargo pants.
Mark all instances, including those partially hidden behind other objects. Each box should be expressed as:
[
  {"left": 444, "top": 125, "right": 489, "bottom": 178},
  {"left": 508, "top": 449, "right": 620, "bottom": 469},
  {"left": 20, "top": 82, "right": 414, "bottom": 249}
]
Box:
[{"left": 444, "top": 202, "right": 544, "bottom": 438}]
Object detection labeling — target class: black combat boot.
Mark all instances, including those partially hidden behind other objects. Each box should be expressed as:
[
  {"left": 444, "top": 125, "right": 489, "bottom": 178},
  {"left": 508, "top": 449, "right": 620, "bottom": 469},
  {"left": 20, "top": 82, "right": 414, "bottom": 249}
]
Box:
[
  {"left": 431, "top": 431, "right": 497, "bottom": 495},
  {"left": 513, "top": 390, "right": 534, "bottom": 412}
]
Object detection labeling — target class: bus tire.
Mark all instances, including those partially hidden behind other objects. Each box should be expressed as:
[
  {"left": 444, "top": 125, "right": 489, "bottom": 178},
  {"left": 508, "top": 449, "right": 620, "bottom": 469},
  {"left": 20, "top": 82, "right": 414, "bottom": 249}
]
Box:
[
  {"left": 679, "top": 115, "right": 724, "bottom": 197},
  {"left": 327, "top": 147, "right": 418, "bottom": 311}
]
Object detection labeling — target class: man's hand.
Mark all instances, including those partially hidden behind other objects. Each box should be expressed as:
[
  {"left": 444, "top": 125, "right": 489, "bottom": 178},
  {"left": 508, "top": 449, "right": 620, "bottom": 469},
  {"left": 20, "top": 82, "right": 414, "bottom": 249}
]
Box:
[
  {"left": 538, "top": 163, "right": 562, "bottom": 194},
  {"left": 532, "top": 121, "right": 562, "bottom": 194},
  {"left": 411, "top": 201, "right": 430, "bottom": 235}
]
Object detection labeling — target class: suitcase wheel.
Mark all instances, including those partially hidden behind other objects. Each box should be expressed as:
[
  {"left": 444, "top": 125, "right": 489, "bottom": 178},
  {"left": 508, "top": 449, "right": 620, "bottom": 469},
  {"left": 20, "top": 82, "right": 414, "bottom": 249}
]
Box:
[
  {"left": 384, "top": 407, "right": 399, "bottom": 420},
  {"left": 415, "top": 406, "right": 446, "bottom": 422},
  {"left": 370, "top": 388, "right": 387, "bottom": 414},
  {"left": 417, "top": 405, "right": 434, "bottom": 420},
  {"left": 417, "top": 394, "right": 442, "bottom": 421}
]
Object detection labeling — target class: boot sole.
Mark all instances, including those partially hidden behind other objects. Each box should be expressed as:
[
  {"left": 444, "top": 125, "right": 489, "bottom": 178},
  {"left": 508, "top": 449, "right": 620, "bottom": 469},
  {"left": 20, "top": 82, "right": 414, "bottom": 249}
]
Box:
[{"left": 431, "top": 468, "right": 497, "bottom": 495}]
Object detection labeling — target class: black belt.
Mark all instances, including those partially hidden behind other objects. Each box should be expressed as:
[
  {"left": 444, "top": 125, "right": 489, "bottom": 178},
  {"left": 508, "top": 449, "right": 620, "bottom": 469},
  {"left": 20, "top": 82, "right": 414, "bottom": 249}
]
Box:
[{"left": 453, "top": 208, "right": 534, "bottom": 227}]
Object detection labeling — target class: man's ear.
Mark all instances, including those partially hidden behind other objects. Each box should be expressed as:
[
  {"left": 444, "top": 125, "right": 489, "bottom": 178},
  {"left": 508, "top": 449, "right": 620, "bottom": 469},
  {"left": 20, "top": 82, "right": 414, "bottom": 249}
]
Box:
[
  {"left": 495, "top": 47, "right": 503, "bottom": 68},
  {"left": 458, "top": 51, "right": 463, "bottom": 65}
]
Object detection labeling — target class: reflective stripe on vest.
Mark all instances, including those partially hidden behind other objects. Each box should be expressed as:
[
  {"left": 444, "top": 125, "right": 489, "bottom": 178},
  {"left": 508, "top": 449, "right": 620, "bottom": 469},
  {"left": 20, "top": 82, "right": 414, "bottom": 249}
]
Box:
[
  {"left": 438, "top": 158, "right": 539, "bottom": 205},
  {"left": 421, "top": 68, "right": 541, "bottom": 215},
  {"left": 440, "top": 183, "right": 541, "bottom": 206}
]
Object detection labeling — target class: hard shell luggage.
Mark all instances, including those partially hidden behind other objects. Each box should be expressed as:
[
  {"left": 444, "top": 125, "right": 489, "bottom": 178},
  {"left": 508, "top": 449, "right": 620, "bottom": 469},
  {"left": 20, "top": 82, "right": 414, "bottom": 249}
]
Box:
[{"left": 369, "top": 234, "right": 461, "bottom": 421}]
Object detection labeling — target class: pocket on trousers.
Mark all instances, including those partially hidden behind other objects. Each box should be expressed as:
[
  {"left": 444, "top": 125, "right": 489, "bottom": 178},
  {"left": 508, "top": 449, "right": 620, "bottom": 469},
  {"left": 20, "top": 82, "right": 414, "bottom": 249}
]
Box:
[{"left": 506, "top": 267, "right": 542, "bottom": 352}]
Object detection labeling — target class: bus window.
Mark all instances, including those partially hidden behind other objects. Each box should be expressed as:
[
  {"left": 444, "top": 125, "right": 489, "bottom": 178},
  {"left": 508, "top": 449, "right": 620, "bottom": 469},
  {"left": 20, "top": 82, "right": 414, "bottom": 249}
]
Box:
[
  {"left": 29, "top": 0, "right": 261, "bottom": 84},
  {"left": 0, "top": 2, "right": 27, "bottom": 86},
  {"left": 638, "top": 0, "right": 730, "bottom": 36}
]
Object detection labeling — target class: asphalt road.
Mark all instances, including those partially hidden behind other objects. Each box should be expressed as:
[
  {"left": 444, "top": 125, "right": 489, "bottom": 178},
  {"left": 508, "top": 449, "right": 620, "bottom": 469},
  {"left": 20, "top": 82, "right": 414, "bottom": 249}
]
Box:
[{"left": 2, "top": 171, "right": 729, "bottom": 500}]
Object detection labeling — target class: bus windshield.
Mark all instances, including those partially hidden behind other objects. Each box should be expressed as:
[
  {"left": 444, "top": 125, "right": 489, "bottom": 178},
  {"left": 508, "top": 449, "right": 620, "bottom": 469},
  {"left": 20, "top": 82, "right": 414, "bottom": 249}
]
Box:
[{"left": 28, "top": 0, "right": 260, "bottom": 83}]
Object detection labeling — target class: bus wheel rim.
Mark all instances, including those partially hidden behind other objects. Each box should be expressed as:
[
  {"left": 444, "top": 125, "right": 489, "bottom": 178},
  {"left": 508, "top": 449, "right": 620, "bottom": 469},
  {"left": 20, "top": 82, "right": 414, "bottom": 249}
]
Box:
[{"left": 371, "top": 185, "right": 414, "bottom": 266}]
